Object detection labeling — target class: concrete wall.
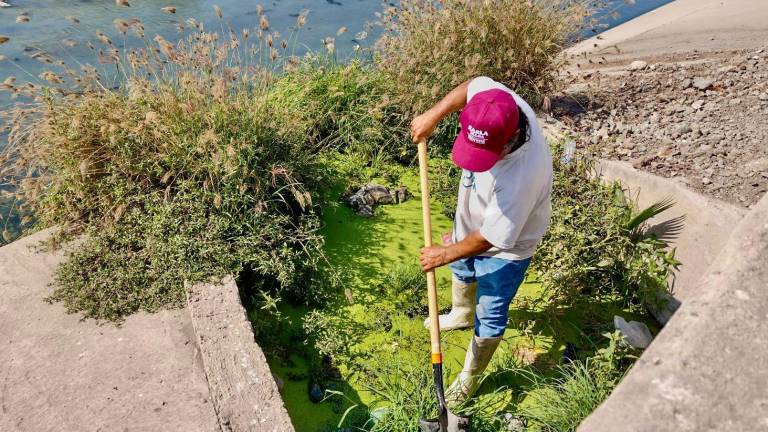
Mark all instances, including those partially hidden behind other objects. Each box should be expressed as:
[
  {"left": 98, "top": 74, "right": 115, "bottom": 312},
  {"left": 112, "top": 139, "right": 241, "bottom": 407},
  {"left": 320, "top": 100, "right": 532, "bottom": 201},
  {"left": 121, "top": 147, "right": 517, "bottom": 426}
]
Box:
[
  {"left": 596, "top": 160, "right": 746, "bottom": 321},
  {"left": 0, "top": 229, "right": 220, "bottom": 432},
  {"left": 579, "top": 191, "right": 768, "bottom": 431},
  {"left": 567, "top": 0, "right": 768, "bottom": 65},
  {"left": 187, "top": 276, "right": 294, "bottom": 432}
]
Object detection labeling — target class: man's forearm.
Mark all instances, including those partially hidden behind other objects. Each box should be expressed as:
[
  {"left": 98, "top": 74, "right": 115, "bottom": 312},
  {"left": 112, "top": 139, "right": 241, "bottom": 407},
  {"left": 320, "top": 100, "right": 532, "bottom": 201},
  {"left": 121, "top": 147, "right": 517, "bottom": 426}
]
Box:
[
  {"left": 425, "top": 80, "right": 471, "bottom": 123},
  {"left": 444, "top": 230, "right": 492, "bottom": 263}
]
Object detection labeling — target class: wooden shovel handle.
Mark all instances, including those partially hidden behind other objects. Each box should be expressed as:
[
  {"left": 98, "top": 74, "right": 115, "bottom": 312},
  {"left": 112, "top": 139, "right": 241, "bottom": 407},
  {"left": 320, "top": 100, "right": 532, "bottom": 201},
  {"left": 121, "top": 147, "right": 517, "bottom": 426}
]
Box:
[{"left": 417, "top": 140, "right": 442, "bottom": 361}]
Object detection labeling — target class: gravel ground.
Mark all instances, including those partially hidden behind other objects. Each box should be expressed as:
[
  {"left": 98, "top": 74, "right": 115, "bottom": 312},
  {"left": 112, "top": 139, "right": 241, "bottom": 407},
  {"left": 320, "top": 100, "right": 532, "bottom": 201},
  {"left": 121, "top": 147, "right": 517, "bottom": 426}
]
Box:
[{"left": 552, "top": 47, "right": 768, "bottom": 208}]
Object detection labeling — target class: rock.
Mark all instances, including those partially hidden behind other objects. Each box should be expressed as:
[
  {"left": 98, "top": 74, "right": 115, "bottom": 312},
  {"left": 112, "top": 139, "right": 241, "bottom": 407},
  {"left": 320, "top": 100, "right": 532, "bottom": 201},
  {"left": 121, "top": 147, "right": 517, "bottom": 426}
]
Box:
[
  {"left": 563, "top": 342, "right": 578, "bottom": 363},
  {"left": 627, "top": 60, "right": 648, "bottom": 71},
  {"left": 691, "top": 100, "right": 705, "bottom": 110},
  {"left": 370, "top": 407, "right": 389, "bottom": 424},
  {"left": 614, "top": 316, "right": 653, "bottom": 349},
  {"left": 675, "top": 124, "right": 693, "bottom": 136},
  {"left": 309, "top": 382, "right": 324, "bottom": 403},
  {"left": 702, "top": 177, "right": 712, "bottom": 185},
  {"left": 680, "top": 78, "right": 692, "bottom": 89},
  {"left": 343, "top": 184, "right": 411, "bottom": 217},
  {"left": 632, "top": 154, "right": 656, "bottom": 169},
  {"left": 502, "top": 413, "right": 526, "bottom": 432},
  {"left": 746, "top": 157, "right": 768, "bottom": 173},
  {"left": 717, "top": 65, "right": 736, "bottom": 74},
  {"left": 692, "top": 77, "right": 714, "bottom": 91}
]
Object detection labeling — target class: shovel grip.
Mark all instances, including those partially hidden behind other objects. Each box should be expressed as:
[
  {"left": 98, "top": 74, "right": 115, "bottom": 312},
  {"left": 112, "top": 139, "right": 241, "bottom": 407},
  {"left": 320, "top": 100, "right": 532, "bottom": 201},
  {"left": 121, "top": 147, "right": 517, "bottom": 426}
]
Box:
[{"left": 417, "top": 140, "right": 443, "bottom": 359}]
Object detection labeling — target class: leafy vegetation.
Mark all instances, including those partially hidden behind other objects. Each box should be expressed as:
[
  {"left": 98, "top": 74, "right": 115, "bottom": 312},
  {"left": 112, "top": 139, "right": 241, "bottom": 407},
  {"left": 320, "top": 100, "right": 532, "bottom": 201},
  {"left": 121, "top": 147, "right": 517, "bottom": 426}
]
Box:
[
  {"left": 376, "top": 0, "right": 586, "bottom": 154},
  {"left": 533, "top": 141, "right": 680, "bottom": 314}
]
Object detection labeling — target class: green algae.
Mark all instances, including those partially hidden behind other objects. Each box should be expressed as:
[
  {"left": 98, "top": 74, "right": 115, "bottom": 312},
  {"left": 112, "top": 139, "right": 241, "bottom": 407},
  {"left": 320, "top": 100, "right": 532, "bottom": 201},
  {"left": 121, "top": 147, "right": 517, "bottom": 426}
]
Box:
[{"left": 260, "top": 164, "right": 657, "bottom": 431}]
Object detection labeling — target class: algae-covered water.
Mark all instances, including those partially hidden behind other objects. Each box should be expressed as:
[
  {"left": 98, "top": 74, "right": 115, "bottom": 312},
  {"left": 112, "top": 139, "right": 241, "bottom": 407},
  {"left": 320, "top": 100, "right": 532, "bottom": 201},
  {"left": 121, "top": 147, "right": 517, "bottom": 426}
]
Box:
[{"left": 256, "top": 162, "right": 653, "bottom": 431}]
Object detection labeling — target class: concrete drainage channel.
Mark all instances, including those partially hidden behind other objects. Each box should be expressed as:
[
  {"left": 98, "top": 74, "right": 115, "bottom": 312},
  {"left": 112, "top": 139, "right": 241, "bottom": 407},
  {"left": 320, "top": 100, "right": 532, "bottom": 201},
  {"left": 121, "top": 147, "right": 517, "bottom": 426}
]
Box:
[
  {"left": 183, "top": 157, "right": 767, "bottom": 431},
  {"left": 186, "top": 276, "right": 294, "bottom": 431},
  {"left": 580, "top": 168, "right": 768, "bottom": 431}
]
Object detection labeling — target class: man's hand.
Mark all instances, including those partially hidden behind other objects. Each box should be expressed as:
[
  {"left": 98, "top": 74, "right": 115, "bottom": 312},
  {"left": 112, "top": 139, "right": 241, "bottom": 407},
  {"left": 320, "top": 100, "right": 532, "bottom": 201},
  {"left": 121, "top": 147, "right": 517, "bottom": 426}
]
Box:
[
  {"left": 420, "top": 245, "right": 448, "bottom": 272},
  {"left": 419, "top": 230, "right": 493, "bottom": 272},
  {"left": 411, "top": 111, "right": 438, "bottom": 144},
  {"left": 410, "top": 79, "right": 471, "bottom": 144}
]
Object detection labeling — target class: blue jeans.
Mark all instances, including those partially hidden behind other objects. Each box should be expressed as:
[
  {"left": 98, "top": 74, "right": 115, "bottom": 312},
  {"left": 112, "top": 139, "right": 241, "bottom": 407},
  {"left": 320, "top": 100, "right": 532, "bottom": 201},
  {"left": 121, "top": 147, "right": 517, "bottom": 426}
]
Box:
[{"left": 449, "top": 256, "right": 532, "bottom": 337}]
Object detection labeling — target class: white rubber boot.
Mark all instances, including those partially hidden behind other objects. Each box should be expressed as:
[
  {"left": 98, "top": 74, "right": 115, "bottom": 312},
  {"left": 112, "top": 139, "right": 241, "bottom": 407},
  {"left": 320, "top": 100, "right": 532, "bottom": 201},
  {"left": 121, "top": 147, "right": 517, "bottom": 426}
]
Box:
[
  {"left": 423, "top": 277, "right": 476, "bottom": 331},
  {"left": 445, "top": 335, "right": 502, "bottom": 406}
]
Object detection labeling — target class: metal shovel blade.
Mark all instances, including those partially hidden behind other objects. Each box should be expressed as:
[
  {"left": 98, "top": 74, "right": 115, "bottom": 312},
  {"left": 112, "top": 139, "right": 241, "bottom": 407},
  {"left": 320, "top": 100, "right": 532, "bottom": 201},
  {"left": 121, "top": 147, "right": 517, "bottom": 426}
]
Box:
[
  {"left": 419, "top": 412, "right": 471, "bottom": 432},
  {"left": 419, "top": 364, "right": 471, "bottom": 432}
]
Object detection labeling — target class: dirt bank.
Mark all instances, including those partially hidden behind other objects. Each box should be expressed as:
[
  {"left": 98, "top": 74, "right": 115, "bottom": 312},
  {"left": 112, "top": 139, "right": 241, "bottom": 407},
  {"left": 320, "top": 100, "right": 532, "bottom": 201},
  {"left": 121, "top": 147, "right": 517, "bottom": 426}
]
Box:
[
  {"left": 553, "top": 47, "right": 768, "bottom": 207},
  {"left": 553, "top": 0, "right": 768, "bottom": 208}
]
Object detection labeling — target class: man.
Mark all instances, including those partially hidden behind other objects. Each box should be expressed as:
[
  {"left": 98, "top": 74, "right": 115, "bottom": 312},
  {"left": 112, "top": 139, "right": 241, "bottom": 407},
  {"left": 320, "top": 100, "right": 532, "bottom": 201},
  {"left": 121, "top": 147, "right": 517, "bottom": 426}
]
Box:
[{"left": 411, "top": 76, "right": 552, "bottom": 403}]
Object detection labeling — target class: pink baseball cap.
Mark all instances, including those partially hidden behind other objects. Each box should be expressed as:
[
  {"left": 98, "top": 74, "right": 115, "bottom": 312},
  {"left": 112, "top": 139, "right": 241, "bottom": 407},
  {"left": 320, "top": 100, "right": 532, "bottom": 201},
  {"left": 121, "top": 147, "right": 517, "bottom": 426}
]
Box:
[{"left": 452, "top": 89, "right": 519, "bottom": 172}]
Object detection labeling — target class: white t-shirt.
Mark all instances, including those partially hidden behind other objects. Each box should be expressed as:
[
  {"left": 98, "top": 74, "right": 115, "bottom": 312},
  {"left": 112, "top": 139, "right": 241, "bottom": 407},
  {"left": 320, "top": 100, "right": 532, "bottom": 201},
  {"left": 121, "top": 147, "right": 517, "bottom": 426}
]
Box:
[{"left": 452, "top": 76, "right": 553, "bottom": 261}]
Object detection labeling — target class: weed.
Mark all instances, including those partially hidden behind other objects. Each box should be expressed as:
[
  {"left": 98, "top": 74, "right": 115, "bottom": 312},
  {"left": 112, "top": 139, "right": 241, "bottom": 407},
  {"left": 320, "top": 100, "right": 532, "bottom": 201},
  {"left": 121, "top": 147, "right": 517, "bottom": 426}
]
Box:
[
  {"left": 532, "top": 140, "right": 679, "bottom": 316},
  {"left": 375, "top": 0, "right": 587, "bottom": 154}
]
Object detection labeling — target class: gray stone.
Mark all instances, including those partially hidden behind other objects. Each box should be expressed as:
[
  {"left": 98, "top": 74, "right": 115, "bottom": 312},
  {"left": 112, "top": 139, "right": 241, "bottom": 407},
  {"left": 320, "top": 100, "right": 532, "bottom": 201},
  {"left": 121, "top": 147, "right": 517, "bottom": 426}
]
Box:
[
  {"left": 675, "top": 124, "right": 693, "bottom": 136},
  {"left": 692, "top": 77, "right": 714, "bottom": 90},
  {"left": 309, "top": 383, "right": 324, "bottom": 403},
  {"left": 628, "top": 60, "right": 648, "bottom": 71},
  {"left": 502, "top": 413, "right": 526, "bottom": 431}
]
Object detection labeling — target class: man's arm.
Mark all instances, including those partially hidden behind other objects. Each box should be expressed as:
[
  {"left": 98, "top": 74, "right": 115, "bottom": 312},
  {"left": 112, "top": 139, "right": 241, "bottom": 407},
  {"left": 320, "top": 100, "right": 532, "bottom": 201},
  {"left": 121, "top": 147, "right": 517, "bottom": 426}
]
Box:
[
  {"left": 419, "top": 229, "right": 491, "bottom": 272},
  {"left": 411, "top": 79, "right": 471, "bottom": 143}
]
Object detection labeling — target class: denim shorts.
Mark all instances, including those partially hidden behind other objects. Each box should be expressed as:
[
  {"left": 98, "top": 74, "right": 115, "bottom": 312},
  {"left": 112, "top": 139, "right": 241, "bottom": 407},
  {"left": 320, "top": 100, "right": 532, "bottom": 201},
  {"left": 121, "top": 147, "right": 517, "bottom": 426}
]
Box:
[{"left": 449, "top": 255, "right": 532, "bottom": 337}]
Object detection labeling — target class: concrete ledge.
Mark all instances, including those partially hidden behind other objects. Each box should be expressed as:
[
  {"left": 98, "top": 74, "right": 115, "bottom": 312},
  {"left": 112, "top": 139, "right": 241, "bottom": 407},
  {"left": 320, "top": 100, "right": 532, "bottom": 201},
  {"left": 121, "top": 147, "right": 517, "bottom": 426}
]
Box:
[
  {"left": 186, "top": 276, "right": 293, "bottom": 432},
  {"left": 579, "top": 193, "right": 768, "bottom": 431},
  {"left": 596, "top": 160, "right": 746, "bottom": 321},
  {"left": 0, "top": 228, "right": 219, "bottom": 432}
]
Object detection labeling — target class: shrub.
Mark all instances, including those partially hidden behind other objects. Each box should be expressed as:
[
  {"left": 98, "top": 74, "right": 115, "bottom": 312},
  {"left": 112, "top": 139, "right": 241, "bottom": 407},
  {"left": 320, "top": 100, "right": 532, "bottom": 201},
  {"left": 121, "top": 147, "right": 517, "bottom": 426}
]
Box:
[
  {"left": 1, "top": 24, "right": 330, "bottom": 320},
  {"left": 269, "top": 58, "right": 407, "bottom": 160},
  {"left": 375, "top": 0, "right": 585, "bottom": 153},
  {"left": 532, "top": 141, "right": 679, "bottom": 312},
  {"left": 516, "top": 361, "right": 613, "bottom": 432}
]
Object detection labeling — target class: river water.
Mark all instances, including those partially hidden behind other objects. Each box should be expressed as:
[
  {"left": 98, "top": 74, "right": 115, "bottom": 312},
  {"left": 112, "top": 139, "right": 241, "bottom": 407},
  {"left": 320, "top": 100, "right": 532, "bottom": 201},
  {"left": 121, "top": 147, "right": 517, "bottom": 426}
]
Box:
[{"left": 0, "top": 0, "right": 672, "bottom": 109}]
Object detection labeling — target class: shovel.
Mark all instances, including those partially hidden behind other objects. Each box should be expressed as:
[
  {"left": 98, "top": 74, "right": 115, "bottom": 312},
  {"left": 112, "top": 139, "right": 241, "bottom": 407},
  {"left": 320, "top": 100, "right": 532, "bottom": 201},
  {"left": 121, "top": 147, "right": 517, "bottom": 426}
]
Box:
[{"left": 416, "top": 140, "right": 471, "bottom": 432}]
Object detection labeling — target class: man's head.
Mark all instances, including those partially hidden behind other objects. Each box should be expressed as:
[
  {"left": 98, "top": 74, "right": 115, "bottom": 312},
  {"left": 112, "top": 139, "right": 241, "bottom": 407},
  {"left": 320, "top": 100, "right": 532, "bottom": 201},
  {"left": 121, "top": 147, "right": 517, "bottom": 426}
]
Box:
[{"left": 452, "top": 89, "right": 519, "bottom": 172}]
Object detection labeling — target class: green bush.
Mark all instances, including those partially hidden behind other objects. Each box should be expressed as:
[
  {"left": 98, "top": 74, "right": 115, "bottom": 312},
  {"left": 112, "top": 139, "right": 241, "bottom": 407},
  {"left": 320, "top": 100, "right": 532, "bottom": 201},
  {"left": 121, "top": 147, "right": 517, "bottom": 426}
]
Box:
[
  {"left": 269, "top": 58, "right": 407, "bottom": 160},
  {"left": 375, "top": 0, "right": 584, "bottom": 153},
  {"left": 532, "top": 141, "right": 679, "bottom": 312},
  {"left": 1, "top": 28, "right": 331, "bottom": 320}
]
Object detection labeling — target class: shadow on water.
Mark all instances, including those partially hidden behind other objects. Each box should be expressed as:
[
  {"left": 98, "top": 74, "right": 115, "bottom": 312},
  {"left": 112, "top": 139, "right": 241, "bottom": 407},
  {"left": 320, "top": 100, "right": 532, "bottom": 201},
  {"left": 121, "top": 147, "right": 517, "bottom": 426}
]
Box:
[{"left": 238, "top": 266, "right": 368, "bottom": 432}]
